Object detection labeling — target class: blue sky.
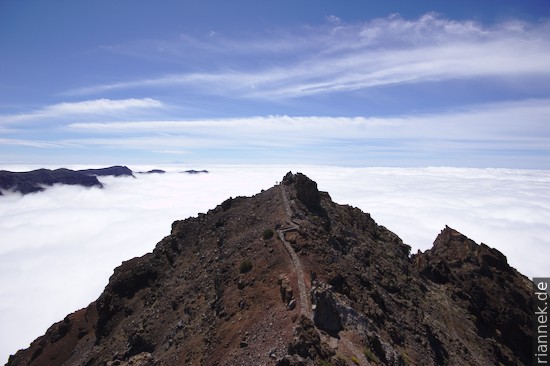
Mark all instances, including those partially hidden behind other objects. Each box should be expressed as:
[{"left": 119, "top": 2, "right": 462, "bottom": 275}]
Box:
[{"left": 1, "top": 0, "right": 550, "bottom": 167}]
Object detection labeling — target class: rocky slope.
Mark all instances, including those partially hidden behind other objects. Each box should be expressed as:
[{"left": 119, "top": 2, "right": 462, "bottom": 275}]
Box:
[
  {"left": 0, "top": 166, "right": 133, "bottom": 195},
  {"left": 6, "top": 172, "right": 533, "bottom": 365}
]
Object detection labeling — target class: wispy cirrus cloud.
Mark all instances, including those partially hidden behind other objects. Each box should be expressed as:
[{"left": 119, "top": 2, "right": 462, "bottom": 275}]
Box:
[
  {"left": 58, "top": 98, "right": 550, "bottom": 167},
  {"left": 65, "top": 98, "right": 550, "bottom": 146},
  {"left": 66, "top": 14, "right": 550, "bottom": 99},
  {"left": 0, "top": 138, "right": 73, "bottom": 148},
  {"left": 2, "top": 98, "right": 548, "bottom": 167},
  {"left": 1, "top": 98, "right": 163, "bottom": 124},
  {"left": 3, "top": 14, "right": 549, "bottom": 167}
]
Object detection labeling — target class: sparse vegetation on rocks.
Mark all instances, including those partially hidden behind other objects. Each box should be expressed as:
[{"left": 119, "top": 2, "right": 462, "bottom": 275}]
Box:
[
  {"left": 262, "top": 228, "right": 274, "bottom": 239},
  {"left": 239, "top": 259, "right": 253, "bottom": 273},
  {"left": 365, "top": 348, "right": 380, "bottom": 363}
]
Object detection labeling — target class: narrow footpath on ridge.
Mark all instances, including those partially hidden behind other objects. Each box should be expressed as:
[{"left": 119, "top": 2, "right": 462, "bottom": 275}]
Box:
[{"left": 277, "top": 184, "right": 312, "bottom": 319}]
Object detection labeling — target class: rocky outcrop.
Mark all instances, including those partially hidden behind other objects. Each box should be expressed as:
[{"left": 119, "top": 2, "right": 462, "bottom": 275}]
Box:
[
  {"left": 414, "top": 226, "right": 532, "bottom": 365},
  {"left": 311, "top": 281, "right": 373, "bottom": 336},
  {"left": 311, "top": 283, "right": 343, "bottom": 336},
  {"left": 278, "top": 274, "right": 295, "bottom": 308},
  {"left": 6, "top": 173, "right": 534, "bottom": 366},
  {"left": 277, "top": 316, "right": 335, "bottom": 366},
  {"left": 0, "top": 166, "right": 134, "bottom": 195},
  {"left": 283, "top": 172, "right": 322, "bottom": 214}
]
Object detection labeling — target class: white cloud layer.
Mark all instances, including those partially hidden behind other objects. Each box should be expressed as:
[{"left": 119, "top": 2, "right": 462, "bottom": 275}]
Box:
[
  {"left": 1, "top": 98, "right": 163, "bottom": 123},
  {"left": 1, "top": 165, "right": 549, "bottom": 362},
  {"left": 69, "top": 14, "right": 550, "bottom": 98}
]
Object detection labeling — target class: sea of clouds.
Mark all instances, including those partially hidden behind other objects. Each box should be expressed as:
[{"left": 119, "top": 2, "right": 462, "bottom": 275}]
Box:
[{"left": 1, "top": 165, "right": 549, "bottom": 362}]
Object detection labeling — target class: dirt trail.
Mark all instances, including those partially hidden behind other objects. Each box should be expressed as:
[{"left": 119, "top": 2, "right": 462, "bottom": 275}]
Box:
[{"left": 277, "top": 184, "right": 312, "bottom": 319}]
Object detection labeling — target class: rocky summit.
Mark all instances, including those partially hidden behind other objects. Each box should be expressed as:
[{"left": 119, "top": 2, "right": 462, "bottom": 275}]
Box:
[{"left": 6, "top": 172, "right": 533, "bottom": 366}]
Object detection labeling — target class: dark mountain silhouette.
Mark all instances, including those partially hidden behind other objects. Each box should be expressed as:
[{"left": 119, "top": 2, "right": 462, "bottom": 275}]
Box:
[
  {"left": 78, "top": 166, "right": 134, "bottom": 177},
  {"left": 182, "top": 170, "right": 209, "bottom": 174},
  {"left": 0, "top": 166, "right": 133, "bottom": 195},
  {"left": 6, "top": 172, "right": 533, "bottom": 365},
  {"left": 138, "top": 170, "right": 166, "bottom": 174}
]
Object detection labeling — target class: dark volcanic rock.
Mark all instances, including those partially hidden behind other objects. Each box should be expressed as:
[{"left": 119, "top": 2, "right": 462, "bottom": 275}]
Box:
[
  {"left": 414, "top": 226, "right": 533, "bottom": 365},
  {"left": 283, "top": 172, "right": 322, "bottom": 213},
  {"left": 311, "top": 284, "right": 343, "bottom": 336},
  {"left": 6, "top": 173, "right": 534, "bottom": 366},
  {"left": 285, "top": 316, "right": 334, "bottom": 362},
  {"left": 0, "top": 166, "right": 133, "bottom": 195}
]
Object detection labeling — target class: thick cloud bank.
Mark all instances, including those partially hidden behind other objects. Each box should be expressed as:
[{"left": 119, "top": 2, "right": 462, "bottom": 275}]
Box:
[{"left": 1, "top": 165, "right": 549, "bottom": 362}]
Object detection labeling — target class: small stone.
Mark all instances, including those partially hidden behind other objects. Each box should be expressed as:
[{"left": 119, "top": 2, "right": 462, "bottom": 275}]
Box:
[
  {"left": 240, "top": 341, "right": 248, "bottom": 348},
  {"left": 287, "top": 299, "right": 296, "bottom": 310},
  {"left": 237, "top": 279, "right": 245, "bottom": 290}
]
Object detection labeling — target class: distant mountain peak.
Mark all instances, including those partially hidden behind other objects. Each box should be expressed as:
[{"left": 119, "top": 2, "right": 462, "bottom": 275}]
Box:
[
  {"left": 0, "top": 166, "right": 134, "bottom": 195},
  {"left": 181, "top": 169, "right": 209, "bottom": 174}
]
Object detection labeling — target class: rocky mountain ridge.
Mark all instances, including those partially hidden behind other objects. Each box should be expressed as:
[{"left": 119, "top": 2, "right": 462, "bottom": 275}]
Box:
[
  {"left": 0, "top": 166, "right": 210, "bottom": 195},
  {"left": 0, "top": 166, "right": 133, "bottom": 195},
  {"left": 6, "top": 172, "right": 533, "bottom": 365}
]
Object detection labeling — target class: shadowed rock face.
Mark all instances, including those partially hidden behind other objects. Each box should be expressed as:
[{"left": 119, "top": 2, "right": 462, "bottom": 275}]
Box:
[
  {"left": 0, "top": 166, "right": 133, "bottom": 195},
  {"left": 414, "top": 226, "right": 532, "bottom": 365},
  {"left": 6, "top": 172, "right": 534, "bottom": 366},
  {"left": 283, "top": 172, "right": 322, "bottom": 214}
]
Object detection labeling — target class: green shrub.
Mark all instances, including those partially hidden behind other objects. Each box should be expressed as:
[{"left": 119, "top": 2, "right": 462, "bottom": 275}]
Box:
[
  {"left": 239, "top": 259, "right": 252, "bottom": 273},
  {"left": 401, "top": 351, "right": 412, "bottom": 365},
  {"left": 262, "top": 228, "right": 274, "bottom": 240},
  {"left": 351, "top": 356, "right": 360, "bottom": 365}
]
